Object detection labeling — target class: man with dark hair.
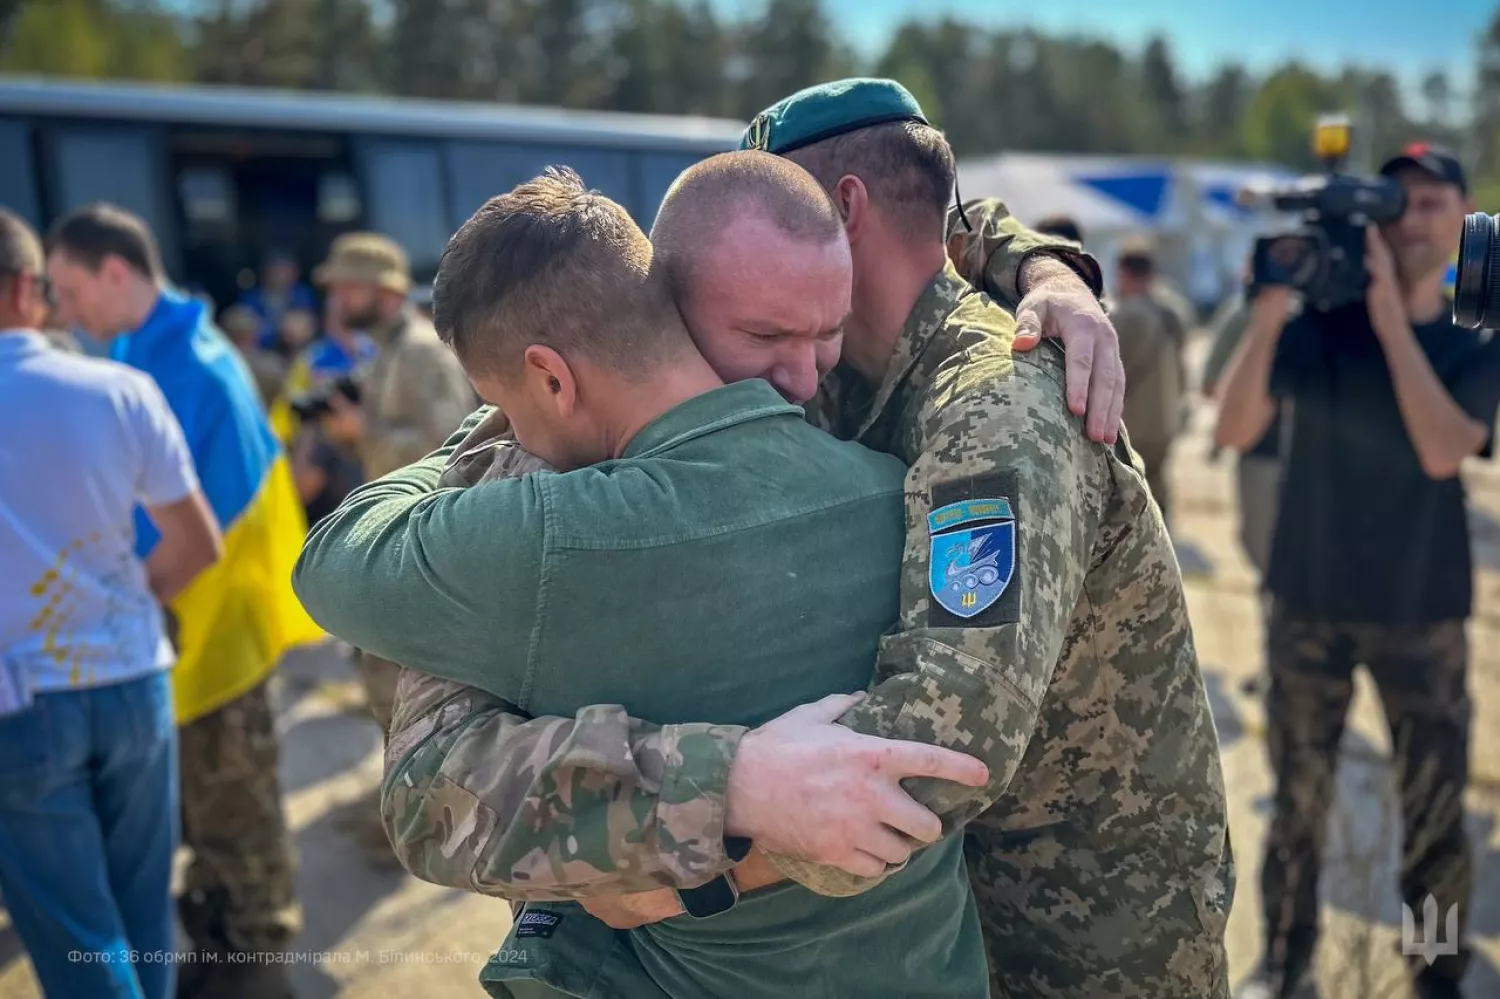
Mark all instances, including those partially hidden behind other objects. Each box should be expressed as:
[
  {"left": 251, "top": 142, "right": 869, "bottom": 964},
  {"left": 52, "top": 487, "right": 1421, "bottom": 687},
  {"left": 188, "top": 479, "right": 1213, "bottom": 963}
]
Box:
[
  {"left": 1216, "top": 143, "right": 1492, "bottom": 999},
  {"left": 46, "top": 202, "right": 320, "bottom": 998},
  {"left": 434, "top": 168, "right": 683, "bottom": 381},
  {"left": 0, "top": 208, "right": 221, "bottom": 999},
  {"left": 297, "top": 162, "right": 996, "bottom": 998}
]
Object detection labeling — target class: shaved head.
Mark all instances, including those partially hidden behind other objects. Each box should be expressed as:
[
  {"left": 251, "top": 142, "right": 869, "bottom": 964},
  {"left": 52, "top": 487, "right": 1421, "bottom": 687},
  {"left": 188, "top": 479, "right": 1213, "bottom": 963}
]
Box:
[
  {"left": 648, "top": 151, "right": 852, "bottom": 404},
  {"left": 651, "top": 151, "right": 844, "bottom": 309}
]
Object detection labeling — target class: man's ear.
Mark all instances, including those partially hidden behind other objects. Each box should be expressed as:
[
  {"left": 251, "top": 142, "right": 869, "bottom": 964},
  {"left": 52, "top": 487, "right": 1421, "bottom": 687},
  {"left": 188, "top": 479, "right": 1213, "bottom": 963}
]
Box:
[
  {"left": 522, "top": 344, "right": 579, "bottom": 417},
  {"left": 834, "top": 175, "right": 869, "bottom": 243}
]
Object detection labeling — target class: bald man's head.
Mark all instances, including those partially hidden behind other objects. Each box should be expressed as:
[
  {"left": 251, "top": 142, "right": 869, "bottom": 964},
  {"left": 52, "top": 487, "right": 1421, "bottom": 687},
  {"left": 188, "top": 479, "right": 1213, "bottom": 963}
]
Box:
[{"left": 649, "top": 151, "right": 852, "bottom": 404}]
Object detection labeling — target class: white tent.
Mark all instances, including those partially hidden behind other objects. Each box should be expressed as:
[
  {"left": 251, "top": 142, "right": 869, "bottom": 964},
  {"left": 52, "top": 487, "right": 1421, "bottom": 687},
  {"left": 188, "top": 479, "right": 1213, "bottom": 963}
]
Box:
[{"left": 957, "top": 153, "right": 1302, "bottom": 310}]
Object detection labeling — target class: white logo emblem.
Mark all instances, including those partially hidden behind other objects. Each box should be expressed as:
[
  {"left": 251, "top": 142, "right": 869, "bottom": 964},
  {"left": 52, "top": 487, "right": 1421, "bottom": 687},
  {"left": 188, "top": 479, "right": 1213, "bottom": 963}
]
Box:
[{"left": 1400, "top": 895, "right": 1459, "bottom": 966}]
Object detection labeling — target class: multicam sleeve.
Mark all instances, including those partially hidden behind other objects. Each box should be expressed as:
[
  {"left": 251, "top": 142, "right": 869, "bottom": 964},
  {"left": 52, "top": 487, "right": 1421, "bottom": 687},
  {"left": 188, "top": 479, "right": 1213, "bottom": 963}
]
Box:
[
  {"left": 376, "top": 410, "right": 748, "bottom": 898},
  {"left": 765, "top": 350, "right": 1111, "bottom": 896},
  {"left": 947, "top": 197, "right": 1104, "bottom": 311},
  {"left": 382, "top": 670, "right": 745, "bottom": 899}
]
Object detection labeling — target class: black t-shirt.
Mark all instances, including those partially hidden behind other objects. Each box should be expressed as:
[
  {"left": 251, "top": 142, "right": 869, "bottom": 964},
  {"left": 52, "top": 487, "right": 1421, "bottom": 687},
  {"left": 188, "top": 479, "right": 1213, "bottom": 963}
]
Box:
[{"left": 1267, "top": 303, "right": 1500, "bottom": 624}]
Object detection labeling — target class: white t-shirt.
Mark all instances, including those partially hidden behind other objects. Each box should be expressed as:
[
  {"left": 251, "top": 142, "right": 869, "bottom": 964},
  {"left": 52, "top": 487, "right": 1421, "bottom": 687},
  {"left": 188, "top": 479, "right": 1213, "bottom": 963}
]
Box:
[{"left": 0, "top": 331, "right": 199, "bottom": 694}]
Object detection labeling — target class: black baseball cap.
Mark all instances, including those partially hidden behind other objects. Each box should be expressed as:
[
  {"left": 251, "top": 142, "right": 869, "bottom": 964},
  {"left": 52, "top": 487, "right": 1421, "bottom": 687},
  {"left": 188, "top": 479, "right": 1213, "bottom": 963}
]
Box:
[{"left": 1379, "top": 141, "right": 1467, "bottom": 195}]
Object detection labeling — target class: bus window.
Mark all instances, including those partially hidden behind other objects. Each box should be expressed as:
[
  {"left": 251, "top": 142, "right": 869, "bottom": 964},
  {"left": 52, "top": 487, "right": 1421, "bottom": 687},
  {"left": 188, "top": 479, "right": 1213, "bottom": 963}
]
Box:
[
  {"left": 0, "top": 119, "right": 40, "bottom": 227},
  {"left": 49, "top": 126, "right": 176, "bottom": 273},
  {"left": 358, "top": 140, "right": 449, "bottom": 278},
  {"left": 444, "top": 142, "right": 634, "bottom": 229},
  {"left": 637, "top": 152, "right": 704, "bottom": 224}
]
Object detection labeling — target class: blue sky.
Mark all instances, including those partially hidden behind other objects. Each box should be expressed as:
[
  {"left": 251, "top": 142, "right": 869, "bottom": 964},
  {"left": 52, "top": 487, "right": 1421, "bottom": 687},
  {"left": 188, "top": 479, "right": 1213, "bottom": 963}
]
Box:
[{"left": 717, "top": 0, "right": 1493, "bottom": 108}]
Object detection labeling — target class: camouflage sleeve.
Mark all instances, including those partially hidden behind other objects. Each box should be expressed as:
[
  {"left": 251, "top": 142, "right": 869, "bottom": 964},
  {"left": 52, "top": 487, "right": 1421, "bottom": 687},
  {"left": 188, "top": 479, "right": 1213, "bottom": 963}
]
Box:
[
  {"left": 382, "top": 669, "right": 745, "bottom": 899},
  {"left": 372, "top": 410, "right": 748, "bottom": 897},
  {"left": 766, "top": 347, "right": 1110, "bottom": 896},
  {"left": 362, "top": 340, "right": 477, "bottom": 479},
  {"left": 947, "top": 197, "right": 1104, "bottom": 311}
]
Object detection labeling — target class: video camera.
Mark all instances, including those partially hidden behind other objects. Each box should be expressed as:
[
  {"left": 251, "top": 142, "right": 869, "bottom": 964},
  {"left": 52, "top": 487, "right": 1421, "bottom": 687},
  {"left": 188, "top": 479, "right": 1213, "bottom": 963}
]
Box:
[
  {"left": 1454, "top": 212, "right": 1500, "bottom": 330},
  {"left": 1243, "top": 115, "right": 1407, "bottom": 313},
  {"left": 289, "top": 374, "right": 361, "bottom": 422}
]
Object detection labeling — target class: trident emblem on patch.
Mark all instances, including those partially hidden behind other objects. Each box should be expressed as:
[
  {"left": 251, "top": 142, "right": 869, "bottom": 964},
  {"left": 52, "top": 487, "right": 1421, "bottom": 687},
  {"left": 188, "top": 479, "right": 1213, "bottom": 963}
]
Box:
[
  {"left": 746, "top": 113, "right": 771, "bottom": 151},
  {"left": 927, "top": 498, "right": 1016, "bottom": 620}
]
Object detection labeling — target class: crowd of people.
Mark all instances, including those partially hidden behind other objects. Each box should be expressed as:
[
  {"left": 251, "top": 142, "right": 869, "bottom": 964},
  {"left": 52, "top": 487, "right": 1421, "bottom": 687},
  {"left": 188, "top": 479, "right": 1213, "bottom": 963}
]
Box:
[{"left": 0, "top": 76, "right": 1492, "bottom": 999}]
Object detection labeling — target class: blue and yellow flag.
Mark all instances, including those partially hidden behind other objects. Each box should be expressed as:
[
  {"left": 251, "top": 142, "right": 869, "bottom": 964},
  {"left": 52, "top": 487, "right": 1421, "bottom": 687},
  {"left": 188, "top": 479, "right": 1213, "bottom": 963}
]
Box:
[{"left": 112, "top": 289, "right": 324, "bottom": 724}]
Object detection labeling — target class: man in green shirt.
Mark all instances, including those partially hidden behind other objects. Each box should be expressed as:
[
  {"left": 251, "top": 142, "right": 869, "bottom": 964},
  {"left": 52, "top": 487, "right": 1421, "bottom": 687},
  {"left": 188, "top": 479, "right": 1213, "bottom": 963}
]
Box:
[
  {"left": 350, "top": 82, "right": 1229, "bottom": 998},
  {"left": 295, "top": 157, "right": 995, "bottom": 998}
]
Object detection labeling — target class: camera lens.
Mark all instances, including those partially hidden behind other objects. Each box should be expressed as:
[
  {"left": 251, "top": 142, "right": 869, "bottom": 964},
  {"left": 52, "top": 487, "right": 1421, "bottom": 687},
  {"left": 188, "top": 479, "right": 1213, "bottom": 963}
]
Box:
[{"left": 1453, "top": 212, "right": 1500, "bottom": 330}]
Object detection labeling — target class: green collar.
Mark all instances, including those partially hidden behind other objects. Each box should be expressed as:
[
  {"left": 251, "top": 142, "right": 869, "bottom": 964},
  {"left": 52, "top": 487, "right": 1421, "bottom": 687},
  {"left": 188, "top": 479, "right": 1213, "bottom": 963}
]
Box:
[{"left": 623, "top": 380, "right": 803, "bottom": 459}]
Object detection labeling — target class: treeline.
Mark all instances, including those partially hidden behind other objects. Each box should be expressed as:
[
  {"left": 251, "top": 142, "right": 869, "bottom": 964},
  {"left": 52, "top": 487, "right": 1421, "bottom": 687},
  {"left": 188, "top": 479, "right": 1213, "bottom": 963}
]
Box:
[{"left": 4, "top": 0, "right": 1500, "bottom": 201}]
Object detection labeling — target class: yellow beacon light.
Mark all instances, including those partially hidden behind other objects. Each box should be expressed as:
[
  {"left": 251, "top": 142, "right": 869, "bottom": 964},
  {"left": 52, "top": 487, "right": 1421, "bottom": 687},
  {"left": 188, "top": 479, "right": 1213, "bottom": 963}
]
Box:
[{"left": 1314, "top": 115, "right": 1352, "bottom": 161}]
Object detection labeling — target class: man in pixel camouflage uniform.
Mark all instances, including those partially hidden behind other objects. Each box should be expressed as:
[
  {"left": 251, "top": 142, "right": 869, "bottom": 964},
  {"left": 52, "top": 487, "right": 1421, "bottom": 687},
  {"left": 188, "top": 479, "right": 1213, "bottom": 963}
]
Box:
[{"left": 372, "top": 82, "right": 1230, "bottom": 996}]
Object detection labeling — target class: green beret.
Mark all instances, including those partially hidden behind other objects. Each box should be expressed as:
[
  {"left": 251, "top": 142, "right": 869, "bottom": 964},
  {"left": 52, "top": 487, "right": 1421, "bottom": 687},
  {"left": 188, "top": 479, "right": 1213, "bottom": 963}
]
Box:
[{"left": 741, "top": 78, "right": 929, "bottom": 155}]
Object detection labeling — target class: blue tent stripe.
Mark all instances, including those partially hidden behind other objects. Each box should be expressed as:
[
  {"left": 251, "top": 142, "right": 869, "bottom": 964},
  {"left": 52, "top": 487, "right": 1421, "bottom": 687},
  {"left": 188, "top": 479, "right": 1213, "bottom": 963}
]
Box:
[{"left": 1072, "top": 172, "right": 1170, "bottom": 219}]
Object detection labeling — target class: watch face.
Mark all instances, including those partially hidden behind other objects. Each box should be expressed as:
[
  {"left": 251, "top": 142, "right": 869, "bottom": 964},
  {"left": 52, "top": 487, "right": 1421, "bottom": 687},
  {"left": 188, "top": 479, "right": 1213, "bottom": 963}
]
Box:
[{"left": 679, "top": 875, "right": 738, "bottom": 918}]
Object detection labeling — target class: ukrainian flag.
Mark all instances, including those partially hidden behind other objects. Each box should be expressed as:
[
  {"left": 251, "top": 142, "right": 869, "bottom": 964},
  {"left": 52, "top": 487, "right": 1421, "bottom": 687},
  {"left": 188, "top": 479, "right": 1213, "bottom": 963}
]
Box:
[{"left": 112, "top": 289, "right": 324, "bottom": 724}]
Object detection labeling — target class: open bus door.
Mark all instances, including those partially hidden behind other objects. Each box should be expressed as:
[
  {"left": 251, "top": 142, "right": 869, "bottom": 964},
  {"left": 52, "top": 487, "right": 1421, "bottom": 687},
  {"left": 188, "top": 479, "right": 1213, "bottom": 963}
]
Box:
[{"left": 169, "top": 129, "right": 361, "bottom": 325}]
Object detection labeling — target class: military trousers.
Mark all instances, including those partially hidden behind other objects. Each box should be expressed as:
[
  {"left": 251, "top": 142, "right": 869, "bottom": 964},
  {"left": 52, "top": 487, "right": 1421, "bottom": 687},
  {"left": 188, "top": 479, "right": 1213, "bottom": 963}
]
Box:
[
  {"left": 178, "top": 677, "right": 302, "bottom": 955},
  {"left": 965, "top": 813, "right": 1233, "bottom": 998},
  {"left": 1259, "top": 603, "right": 1473, "bottom": 991}
]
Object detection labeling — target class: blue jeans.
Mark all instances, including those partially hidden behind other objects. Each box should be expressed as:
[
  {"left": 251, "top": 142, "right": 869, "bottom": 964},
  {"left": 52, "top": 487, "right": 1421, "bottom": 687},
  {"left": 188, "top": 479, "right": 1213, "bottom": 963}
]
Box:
[{"left": 0, "top": 670, "right": 179, "bottom": 999}]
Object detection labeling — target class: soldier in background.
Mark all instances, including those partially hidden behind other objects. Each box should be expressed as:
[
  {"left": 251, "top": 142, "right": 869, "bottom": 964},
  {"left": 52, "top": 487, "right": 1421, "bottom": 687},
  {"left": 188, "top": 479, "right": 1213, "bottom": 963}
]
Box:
[
  {"left": 1109, "top": 238, "right": 1191, "bottom": 527},
  {"left": 309, "top": 233, "right": 474, "bottom": 735}
]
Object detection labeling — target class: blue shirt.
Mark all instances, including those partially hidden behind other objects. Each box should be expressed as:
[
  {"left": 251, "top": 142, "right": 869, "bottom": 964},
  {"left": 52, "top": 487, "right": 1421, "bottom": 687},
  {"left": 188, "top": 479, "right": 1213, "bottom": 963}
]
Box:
[
  {"left": 240, "top": 283, "right": 319, "bottom": 347},
  {"left": 1268, "top": 303, "right": 1500, "bottom": 623},
  {"left": 300, "top": 334, "right": 379, "bottom": 387}
]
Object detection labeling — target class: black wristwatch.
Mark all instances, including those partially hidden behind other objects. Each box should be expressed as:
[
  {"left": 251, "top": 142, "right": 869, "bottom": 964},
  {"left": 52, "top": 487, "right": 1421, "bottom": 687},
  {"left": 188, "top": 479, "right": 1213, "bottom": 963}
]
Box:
[{"left": 676, "top": 873, "right": 739, "bottom": 919}]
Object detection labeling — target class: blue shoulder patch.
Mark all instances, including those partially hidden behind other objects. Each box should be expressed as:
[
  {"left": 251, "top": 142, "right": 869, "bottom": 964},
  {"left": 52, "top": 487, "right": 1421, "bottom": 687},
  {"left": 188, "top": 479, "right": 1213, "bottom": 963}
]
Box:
[{"left": 927, "top": 496, "right": 1016, "bottom": 619}]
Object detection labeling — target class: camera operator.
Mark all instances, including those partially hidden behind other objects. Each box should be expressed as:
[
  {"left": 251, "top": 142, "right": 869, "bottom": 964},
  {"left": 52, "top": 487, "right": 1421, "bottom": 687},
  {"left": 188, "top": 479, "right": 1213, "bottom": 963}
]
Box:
[{"left": 1215, "top": 144, "right": 1500, "bottom": 999}]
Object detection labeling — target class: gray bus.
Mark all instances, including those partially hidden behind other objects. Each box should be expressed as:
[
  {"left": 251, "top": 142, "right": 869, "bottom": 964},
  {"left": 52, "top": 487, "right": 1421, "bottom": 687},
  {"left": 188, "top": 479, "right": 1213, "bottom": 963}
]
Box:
[{"left": 0, "top": 76, "right": 744, "bottom": 313}]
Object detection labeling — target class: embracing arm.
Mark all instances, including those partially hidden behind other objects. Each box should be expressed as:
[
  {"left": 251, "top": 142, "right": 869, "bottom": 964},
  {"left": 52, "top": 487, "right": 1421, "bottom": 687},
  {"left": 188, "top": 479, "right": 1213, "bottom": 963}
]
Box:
[
  {"left": 948, "top": 197, "right": 1103, "bottom": 309},
  {"left": 765, "top": 356, "right": 1109, "bottom": 896},
  {"left": 382, "top": 669, "right": 746, "bottom": 900}
]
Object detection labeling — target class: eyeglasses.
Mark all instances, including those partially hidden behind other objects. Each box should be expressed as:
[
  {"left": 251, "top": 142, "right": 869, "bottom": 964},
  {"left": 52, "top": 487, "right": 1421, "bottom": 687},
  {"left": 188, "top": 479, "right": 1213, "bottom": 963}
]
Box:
[{"left": 0, "top": 269, "right": 52, "bottom": 305}]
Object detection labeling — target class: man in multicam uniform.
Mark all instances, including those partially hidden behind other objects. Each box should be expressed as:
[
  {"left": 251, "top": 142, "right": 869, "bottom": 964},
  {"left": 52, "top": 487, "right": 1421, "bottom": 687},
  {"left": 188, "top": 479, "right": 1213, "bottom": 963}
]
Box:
[
  {"left": 309, "top": 233, "right": 475, "bottom": 735},
  {"left": 376, "top": 82, "right": 1232, "bottom": 996}
]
